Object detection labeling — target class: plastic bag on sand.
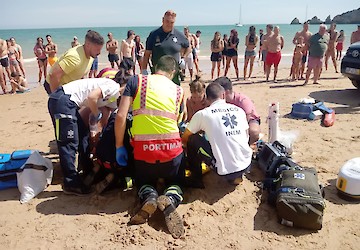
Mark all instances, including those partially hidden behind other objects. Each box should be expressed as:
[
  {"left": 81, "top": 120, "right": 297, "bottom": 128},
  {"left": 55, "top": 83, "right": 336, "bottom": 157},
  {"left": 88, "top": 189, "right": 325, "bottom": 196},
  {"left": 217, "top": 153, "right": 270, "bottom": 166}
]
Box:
[
  {"left": 277, "top": 130, "right": 299, "bottom": 155},
  {"left": 16, "top": 151, "right": 53, "bottom": 204}
]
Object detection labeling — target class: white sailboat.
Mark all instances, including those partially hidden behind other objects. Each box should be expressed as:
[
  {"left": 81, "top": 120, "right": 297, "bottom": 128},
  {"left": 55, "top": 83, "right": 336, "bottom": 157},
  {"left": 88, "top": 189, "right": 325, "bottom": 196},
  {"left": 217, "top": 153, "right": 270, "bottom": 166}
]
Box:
[{"left": 235, "top": 4, "right": 243, "bottom": 27}]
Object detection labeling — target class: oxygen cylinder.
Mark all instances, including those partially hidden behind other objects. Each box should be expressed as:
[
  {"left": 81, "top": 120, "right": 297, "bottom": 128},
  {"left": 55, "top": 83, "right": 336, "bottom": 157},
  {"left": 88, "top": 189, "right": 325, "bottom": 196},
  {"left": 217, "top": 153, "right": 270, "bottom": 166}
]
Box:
[{"left": 268, "top": 102, "right": 280, "bottom": 143}]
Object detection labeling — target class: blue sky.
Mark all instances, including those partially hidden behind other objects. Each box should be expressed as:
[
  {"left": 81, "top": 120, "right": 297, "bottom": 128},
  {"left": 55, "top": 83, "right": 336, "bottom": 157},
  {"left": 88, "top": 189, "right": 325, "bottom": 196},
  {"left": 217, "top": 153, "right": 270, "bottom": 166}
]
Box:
[{"left": 1, "top": 0, "right": 359, "bottom": 29}]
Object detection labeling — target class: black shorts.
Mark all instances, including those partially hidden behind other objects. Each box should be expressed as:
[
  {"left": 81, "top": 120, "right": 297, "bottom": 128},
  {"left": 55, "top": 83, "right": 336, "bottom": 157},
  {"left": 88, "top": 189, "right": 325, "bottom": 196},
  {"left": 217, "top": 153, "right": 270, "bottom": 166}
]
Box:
[
  {"left": 211, "top": 52, "right": 222, "bottom": 62},
  {"left": 302, "top": 54, "right": 307, "bottom": 64},
  {"left": 0, "top": 57, "right": 9, "bottom": 67},
  {"left": 226, "top": 49, "right": 238, "bottom": 57},
  {"left": 108, "top": 53, "right": 119, "bottom": 62},
  {"left": 222, "top": 49, "right": 228, "bottom": 57},
  {"left": 120, "top": 57, "right": 135, "bottom": 71},
  {"left": 192, "top": 48, "right": 197, "bottom": 60}
]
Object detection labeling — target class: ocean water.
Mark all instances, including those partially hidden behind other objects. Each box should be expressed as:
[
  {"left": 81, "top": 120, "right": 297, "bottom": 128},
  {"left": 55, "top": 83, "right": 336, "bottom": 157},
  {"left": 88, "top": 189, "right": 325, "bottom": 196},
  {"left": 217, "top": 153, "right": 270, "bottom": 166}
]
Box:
[{"left": 0, "top": 24, "right": 358, "bottom": 65}]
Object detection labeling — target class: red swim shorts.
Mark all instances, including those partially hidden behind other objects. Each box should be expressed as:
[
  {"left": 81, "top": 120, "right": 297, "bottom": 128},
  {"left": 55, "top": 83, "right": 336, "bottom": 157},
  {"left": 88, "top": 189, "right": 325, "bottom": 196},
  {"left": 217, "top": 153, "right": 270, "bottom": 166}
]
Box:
[
  {"left": 336, "top": 42, "right": 343, "bottom": 51},
  {"left": 265, "top": 51, "right": 281, "bottom": 66}
]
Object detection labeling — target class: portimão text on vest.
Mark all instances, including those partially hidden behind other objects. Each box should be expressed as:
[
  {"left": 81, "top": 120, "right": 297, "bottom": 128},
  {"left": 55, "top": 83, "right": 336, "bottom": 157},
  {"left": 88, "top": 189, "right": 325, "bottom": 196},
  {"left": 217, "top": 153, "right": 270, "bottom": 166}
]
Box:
[{"left": 143, "top": 141, "right": 182, "bottom": 151}]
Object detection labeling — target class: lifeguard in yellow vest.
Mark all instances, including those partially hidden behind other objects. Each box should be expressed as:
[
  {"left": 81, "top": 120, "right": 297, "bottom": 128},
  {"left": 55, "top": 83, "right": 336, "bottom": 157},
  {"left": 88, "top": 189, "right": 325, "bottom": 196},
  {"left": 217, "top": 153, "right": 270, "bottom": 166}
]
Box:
[{"left": 115, "top": 55, "right": 185, "bottom": 239}]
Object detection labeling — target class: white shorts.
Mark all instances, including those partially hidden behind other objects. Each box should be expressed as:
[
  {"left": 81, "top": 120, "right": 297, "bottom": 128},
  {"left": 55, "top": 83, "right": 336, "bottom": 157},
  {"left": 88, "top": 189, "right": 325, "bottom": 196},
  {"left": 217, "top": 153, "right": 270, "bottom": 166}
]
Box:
[{"left": 185, "top": 53, "right": 193, "bottom": 69}]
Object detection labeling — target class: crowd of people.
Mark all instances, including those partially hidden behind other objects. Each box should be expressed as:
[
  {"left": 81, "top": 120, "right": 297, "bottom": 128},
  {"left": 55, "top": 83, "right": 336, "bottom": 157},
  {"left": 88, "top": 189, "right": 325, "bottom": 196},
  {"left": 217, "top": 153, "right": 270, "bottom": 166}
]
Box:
[
  {"left": 2, "top": 20, "right": 360, "bottom": 94},
  {"left": 1, "top": 9, "right": 360, "bottom": 238}
]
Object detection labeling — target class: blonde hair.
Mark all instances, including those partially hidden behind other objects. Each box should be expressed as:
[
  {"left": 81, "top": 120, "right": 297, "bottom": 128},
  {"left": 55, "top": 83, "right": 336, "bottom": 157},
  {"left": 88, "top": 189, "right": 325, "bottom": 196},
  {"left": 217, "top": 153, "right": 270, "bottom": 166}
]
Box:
[
  {"left": 189, "top": 75, "right": 205, "bottom": 94},
  {"left": 211, "top": 31, "right": 221, "bottom": 49}
]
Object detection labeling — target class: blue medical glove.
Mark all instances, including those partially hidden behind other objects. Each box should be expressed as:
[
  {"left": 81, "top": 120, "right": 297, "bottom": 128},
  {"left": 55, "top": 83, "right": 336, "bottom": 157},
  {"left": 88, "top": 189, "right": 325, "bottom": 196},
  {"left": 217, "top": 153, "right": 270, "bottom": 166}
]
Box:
[{"left": 116, "top": 146, "right": 128, "bottom": 167}]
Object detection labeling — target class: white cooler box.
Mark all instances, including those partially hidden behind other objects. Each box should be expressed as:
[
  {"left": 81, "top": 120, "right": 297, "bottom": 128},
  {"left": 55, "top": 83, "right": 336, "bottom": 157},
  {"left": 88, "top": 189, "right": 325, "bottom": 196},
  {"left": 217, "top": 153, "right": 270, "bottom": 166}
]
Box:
[{"left": 336, "top": 158, "right": 360, "bottom": 199}]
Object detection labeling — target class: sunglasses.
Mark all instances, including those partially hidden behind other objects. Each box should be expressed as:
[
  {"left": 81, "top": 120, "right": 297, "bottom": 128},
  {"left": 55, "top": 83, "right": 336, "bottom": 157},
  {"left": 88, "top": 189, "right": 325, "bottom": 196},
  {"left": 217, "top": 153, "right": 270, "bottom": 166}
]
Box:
[{"left": 165, "top": 12, "right": 176, "bottom": 17}]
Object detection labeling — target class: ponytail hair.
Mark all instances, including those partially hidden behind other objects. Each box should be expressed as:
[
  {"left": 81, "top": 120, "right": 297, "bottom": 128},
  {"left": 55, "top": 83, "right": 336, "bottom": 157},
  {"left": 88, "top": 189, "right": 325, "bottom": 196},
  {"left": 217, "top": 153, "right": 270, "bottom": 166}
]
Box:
[{"left": 189, "top": 75, "right": 205, "bottom": 94}]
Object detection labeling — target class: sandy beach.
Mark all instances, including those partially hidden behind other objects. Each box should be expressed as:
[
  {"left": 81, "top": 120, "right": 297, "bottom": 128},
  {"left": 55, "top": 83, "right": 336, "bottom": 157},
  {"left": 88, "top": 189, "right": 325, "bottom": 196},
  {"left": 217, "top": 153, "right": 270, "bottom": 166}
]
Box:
[{"left": 0, "top": 57, "right": 359, "bottom": 250}]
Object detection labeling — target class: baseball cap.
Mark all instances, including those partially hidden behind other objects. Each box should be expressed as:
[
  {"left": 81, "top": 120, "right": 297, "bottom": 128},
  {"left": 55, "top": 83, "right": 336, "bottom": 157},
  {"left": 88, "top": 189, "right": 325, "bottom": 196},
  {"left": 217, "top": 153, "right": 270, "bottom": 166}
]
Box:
[{"left": 73, "top": 36, "right": 78, "bottom": 40}]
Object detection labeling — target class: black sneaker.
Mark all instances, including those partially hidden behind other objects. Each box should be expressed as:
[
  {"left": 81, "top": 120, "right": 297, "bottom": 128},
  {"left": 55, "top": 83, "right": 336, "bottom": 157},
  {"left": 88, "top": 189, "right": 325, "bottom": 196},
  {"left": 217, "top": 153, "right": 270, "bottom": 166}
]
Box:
[{"left": 63, "top": 185, "right": 93, "bottom": 196}]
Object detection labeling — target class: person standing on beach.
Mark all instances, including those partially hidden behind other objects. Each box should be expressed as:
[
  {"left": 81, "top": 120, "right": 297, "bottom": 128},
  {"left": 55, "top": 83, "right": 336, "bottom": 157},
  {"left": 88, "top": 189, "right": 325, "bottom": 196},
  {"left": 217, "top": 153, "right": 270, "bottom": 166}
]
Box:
[
  {"left": 264, "top": 26, "right": 284, "bottom": 83},
  {"left": 134, "top": 35, "right": 145, "bottom": 73},
  {"left": 88, "top": 56, "right": 98, "bottom": 78},
  {"left": 258, "top": 29, "right": 263, "bottom": 60},
  {"left": 293, "top": 22, "right": 312, "bottom": 79},
  {"left": 244, "top": 26, "right": 258, "bottom": 80},
  {"left": 7, "top": 39, "right": 21, "bottom": 75},
  {"left": 336, "top": 30, "right": 345, "bottom": 60},
  {"left": 224, "top": 29, "right": 240, "bottom": 80},
  {"left": 261, "top": 24, "right": 273, "bottom": 75},
  {"left": 324, "top": 23, "right": 339, "bottom": 73},
  {"left": 0, "top": 64, "right": 5, "bottom": 94},
  {"left": 115, "top": 55, "right": 186, "bottom": 238},
  {"left": 350, "top": 25, "right": 360, "bottom": 44},
  {"left": 192, "top": 30, "right": 201, "bottom": 74},
  {"left": 44, "top": 30, "right": 104, "bottom": 94},
  {"left": 33, "top": 37, "right": 47, "bottom": 84},
  {"left": 210, "top": 31, "right": 224, "bottom": 80},
  {"left": 222, "top": 34, "right": 229, "bottom": 69},
  {"left": 304, "top": 24, "right": 329, "bottom": 85},
  {"left": 71, "top": 36, "right": 80, "bottom": 48},
  {"left": 10, "top": 37, "right": 26, "bottom": 77},
  {"left": 0, "top": 37, "right": 12, "bottom": 84},
  {"left": 183, "top": 26, "right": 194, "bottom": 80},
  {"left": 120, "top": 30, "right": 136, "bottom": 74},
  {"left": 45, "top": 35, "right": 58, "bottom": 66},
  {"left": 142, "top": 10, "right": 190, "bottom": 85},
  {"left": 106, "top": 32, "right": 120, "bottom": 69}
]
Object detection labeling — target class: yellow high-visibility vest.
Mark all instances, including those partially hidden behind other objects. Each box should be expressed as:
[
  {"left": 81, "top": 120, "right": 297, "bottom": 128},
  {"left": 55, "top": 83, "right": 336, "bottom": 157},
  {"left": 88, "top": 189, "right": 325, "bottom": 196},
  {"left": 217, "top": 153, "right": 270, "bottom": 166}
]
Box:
[{"left": 131, "top": 74, "right": 184, "bottom": 163}]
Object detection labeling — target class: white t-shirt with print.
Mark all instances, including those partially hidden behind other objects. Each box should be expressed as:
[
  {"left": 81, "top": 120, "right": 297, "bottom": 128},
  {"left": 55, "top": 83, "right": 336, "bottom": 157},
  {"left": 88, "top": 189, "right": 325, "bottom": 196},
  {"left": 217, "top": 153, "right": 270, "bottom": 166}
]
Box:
[
  {"left": 187, "top": 99, "right": 252, "bottom": 175},
  {"left": 62, "top": 78, "right": 120, "bottom": 109}
]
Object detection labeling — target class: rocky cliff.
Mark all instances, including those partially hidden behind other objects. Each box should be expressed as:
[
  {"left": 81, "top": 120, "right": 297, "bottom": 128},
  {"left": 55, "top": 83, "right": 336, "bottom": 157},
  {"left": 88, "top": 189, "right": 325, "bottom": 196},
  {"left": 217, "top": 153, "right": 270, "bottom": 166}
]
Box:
[
  {"left": 307, "top": 16, "right": 323, "bottom": 24},
  {"left": 290, "top": 18, "right": 300, "bottom": 25},
  {"left": 333, "top": 8, "right": 360, "bottom": 24},
  {"left": 290, "top": 8, "right": 360, "bottom": 24}
]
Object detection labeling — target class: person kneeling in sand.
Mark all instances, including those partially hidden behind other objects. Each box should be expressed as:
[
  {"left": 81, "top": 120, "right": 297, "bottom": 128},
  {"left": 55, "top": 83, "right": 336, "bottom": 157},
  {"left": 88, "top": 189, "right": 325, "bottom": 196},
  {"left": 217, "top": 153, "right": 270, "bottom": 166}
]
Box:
[
  {"left": 182, "top": 82, "right": 253, "bottom": 187},
  {"left": 10, "top": 72, "right": 29, "bottom": 94},
  {"left": 115, "top": 55, "right": 186, "bottom": 239}
]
